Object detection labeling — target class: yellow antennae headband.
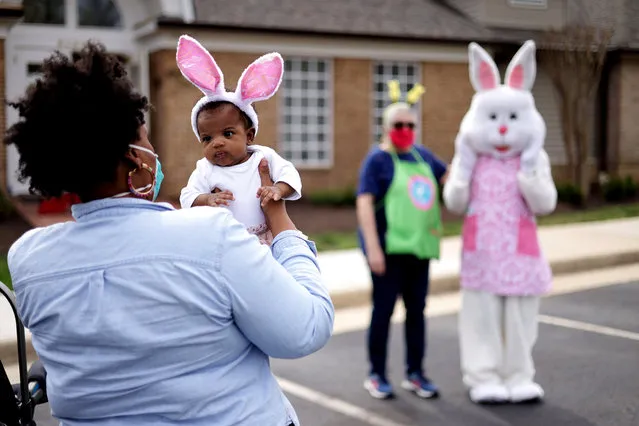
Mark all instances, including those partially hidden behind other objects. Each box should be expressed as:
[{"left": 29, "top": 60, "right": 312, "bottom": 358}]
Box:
[{"left": 386, "top": 80, "right": 426, "bottom": 106}]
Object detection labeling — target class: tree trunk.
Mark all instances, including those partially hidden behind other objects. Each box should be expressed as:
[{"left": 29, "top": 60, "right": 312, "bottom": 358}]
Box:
[
  {"left": 575, "top": 100, "right": 591, "bottom": 202},
  {"left": 560, "top": 95, "right": 577, "bottom": 186}
]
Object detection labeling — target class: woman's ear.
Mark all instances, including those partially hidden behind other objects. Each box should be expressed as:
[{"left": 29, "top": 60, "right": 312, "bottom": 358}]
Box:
[{"left": 124, "top": 147, "right": 143, "bottom": 169}]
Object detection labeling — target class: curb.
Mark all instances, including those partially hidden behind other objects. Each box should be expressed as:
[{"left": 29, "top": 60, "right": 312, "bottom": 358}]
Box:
[
  {"left": 330, "top": 249, "right": 639, "bottom": 310},
  {"left": 2, "top": 249, "right": 639, "bottom": 366}
]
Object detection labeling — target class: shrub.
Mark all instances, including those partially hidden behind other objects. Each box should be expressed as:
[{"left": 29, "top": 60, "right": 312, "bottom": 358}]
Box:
[
  {"left": 623, "top": 176, "right": 638, "bottom": 198},
  {"left": 556, "top": 183, "right": 583, "bottom": 207},
  {"left": 602, "top": 175, "right": 638, "bottom": 202},
  {"left": 306, "top": 188, "right": 357, "bottom": 207},
  {"left": 0, "top": 190, "right": 15, "bottom": 222}
]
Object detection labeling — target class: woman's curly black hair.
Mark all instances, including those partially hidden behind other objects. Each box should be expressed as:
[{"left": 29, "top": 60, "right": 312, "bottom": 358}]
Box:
[{"left": 4, "top": 41, "right": 149, "bottom": 199}]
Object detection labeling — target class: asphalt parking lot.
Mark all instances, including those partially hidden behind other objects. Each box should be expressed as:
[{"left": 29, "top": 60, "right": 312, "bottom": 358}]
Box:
[{"left": 30, "top": 281, "right": 639, "bottom": 426}]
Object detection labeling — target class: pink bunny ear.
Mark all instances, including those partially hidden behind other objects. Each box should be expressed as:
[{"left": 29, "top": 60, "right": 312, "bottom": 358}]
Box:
[
  {"left": 237, "top": 53, "right": 284, "bottom": 103},
  {"left": 505, "top": 40, "right": 537, "bottom": 91},
  {"left": 176, "top": 35, "right": 225, "bottom": 96},
  {"left": 468, "top": 42, "right": 500, "bottom": 92}
]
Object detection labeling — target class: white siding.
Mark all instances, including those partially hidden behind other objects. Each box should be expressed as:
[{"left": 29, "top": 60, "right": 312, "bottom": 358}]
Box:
[{"left": 533, "top": 70, "right": 566, "bottom": 164}]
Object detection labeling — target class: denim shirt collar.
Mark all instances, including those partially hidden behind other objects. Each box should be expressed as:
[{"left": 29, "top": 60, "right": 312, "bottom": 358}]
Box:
[{"left": 71, "top": 198, "right": 175, "bottom": 221}]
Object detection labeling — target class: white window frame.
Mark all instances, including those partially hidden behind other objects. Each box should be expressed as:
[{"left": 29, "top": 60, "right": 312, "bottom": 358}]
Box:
[
  {"left": 278, "top": 56, "right": 334, "bottom": 169},
  {"left": 508, "top": 0, "right": 548, "bottom": 9},
  {"left": 371, "top": 61, "right": 423, "bottom": 145},
  {"left": 22, "top": 0, "right": 123, "bottom": 29}
]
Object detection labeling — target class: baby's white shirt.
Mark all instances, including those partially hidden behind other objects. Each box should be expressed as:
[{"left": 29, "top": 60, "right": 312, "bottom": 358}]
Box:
[{"left": 179, "top": 145, "right": 302, "bottom": 229}]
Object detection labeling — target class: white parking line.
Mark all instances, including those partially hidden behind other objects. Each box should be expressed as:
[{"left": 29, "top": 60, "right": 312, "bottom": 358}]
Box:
[
  {"left": 277, "top": 377, "right": 411, "bottom": 426},
  {"left": 539, "top": 315, "right": 639, "bottom": 342}
]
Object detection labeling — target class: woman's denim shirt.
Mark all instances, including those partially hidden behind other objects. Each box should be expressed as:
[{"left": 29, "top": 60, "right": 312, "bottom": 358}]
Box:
[{"left": 8, "top": 198, "right": 334, "bottom": 426}]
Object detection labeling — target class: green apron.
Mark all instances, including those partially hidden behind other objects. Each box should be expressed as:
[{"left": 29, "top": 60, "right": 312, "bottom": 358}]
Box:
[{"left": 383, "top": 147, "right": 443, "bottom": 260}]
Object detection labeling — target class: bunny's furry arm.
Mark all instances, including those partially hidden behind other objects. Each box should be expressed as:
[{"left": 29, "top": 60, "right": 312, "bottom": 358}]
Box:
[
  {"left": 443, "top": 133, "right": 475, "bottom": 215},
  {"left": 443, "top": 155, "right": 472, "bottom": 215},
  {"left": 517, "top": 149, "right": 557, "bottom": 216}
]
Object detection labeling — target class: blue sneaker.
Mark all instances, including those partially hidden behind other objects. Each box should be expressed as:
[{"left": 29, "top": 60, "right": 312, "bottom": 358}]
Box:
[
  {"left": 364, "top": 374, "right": 394, "bottom": 399},
  {"left": 401, "top": 373, "right": 440, "bottom": 399}
]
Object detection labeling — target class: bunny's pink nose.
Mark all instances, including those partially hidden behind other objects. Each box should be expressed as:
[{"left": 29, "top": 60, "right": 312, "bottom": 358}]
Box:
[{"left": 499, "top": 125, "right": 508, "bottom": 135}]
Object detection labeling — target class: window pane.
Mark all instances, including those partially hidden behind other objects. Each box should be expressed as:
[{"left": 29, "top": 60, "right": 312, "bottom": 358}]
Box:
[
  {"left": 27, "top": 63, "right": 43, "bottom": 75},
  {"left": 280, "top": 58, "right": 332, "bottom": 166},
  {"left": 24, "top": 0, "right": 65, "bottom": 25},
  {"left": 78, "top": 0, "right": 123, "bottom": 28},
  {"left": 372, "top": 61, "right": 422, "bottom": 145}
]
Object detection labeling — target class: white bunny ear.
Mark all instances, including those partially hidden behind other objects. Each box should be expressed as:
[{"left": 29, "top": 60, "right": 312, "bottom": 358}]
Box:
[
  {"left": 176, "top": 35, "right": 225, "bottom": 96},
  {"left": 468, "top": 42, "right": 501, "bottom": 92},
  {"left": 505, "top": 40, "right": 537, "bottom": 91},
  {"left": 236, "top": 52, "right": 284, "bottom": 103}
]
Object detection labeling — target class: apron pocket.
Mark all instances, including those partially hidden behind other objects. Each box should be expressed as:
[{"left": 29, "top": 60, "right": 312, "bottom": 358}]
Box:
[
  {"left": 517, "top": 216, "right": 541, "bottom": 257},
  {"left": 462, "top": 215, "right": 478, "bottom": 251}
]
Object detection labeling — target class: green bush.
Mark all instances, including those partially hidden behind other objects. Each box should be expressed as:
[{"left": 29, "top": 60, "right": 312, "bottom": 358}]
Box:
[
  {"left": 556, "top": 183, "right": 583, "bottom": 207},
  {"left": 0, "top": 190, "right": 15, "bottom": 222},
  {"left": 306, "top": 188, "right": 357, "bottom": 207},
  {"left": 623, "top": 176, "right": 638, "bottom": 198},
  {"left": 602, "top": 175, "right": 638, "bottom": 202},
  {"left": 0, "top": 256, "right": 11, "bottom": 291}
]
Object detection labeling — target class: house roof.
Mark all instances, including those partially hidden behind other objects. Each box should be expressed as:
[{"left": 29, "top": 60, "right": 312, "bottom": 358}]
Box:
[
  {"left": 181, "top": 0, "right": 639, "bottom": 50},
  {"left": 190, "top": 0, "right": 490, "bottom": 42}
]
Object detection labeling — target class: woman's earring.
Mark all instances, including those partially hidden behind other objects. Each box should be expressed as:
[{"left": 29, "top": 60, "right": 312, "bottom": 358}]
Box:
[{"left": 128, "top": 163, "right": 155, "bottom": 198}]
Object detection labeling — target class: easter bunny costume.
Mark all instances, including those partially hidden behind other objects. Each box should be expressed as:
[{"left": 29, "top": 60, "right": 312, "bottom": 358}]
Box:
[{"left": 443, "top": 40, "right": 557, "bottom": 404}]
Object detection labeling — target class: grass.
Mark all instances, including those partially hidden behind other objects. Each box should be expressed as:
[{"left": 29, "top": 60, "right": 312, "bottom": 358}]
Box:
[
  {"left": 2, "top": 203, "right": 638, "bottom": 274},
  {"left": 0, "top": 255, "right": 11, "bottom": 291},
  {"left": 309, "top": 202, "right": 639, "bottom": 252}
]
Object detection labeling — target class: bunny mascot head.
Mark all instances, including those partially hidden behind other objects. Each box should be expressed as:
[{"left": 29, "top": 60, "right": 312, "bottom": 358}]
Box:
[
  {"left": 460, "top": 40, "right": 546, "bottom": 165},
  {"left": 176, "top": 35, "right": 284, "bottom": 140}
]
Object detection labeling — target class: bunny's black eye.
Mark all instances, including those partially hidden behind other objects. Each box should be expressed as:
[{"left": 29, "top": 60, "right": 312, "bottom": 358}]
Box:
[
  {"left": 489, "top": 113, "right": 497, "bottom": 120},
  {"left": 510, "top": 112, "right": 518, "bottom": 120}
]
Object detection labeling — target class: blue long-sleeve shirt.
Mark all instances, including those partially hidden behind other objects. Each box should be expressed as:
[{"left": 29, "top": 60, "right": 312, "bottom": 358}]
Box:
[{"left": 8, "top": 198, "right": 334, "bottom": 426}]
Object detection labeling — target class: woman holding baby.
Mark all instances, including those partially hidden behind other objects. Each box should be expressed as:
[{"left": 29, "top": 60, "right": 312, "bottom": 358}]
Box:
[{"left": 5, "top": 39, "right": 333, "bottom": 426}]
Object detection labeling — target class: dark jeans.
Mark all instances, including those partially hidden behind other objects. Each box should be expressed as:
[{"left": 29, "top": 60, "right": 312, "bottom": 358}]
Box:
[{"left": 367, "top": 254, "right": 430, "bottom": 379}]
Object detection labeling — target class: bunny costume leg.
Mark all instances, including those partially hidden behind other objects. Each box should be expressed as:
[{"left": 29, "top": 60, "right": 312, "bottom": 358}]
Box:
[
  {"left": 502, "top": 296, "right": 544, "bottom": 402},
  {"left": 459, "top": 290, "right": 510, "bottom": 403}
]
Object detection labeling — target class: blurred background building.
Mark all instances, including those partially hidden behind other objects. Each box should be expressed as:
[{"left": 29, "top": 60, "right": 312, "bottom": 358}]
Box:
[{"left": 0, "top": 0, "right": 637, "bottom": 207}]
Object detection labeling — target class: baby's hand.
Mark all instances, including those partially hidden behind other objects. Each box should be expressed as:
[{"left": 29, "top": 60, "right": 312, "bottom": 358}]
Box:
[
  {"left": 207, "top": 188, "right": 234, "bottom": 207},
  {"left": 257, "top": 185, "right": 283, "bottom": 207}
]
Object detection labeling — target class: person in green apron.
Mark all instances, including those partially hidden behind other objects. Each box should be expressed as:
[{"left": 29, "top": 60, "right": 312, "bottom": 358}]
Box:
[{"left": 356, "top": 81, "right": 448, "bottom": 400}]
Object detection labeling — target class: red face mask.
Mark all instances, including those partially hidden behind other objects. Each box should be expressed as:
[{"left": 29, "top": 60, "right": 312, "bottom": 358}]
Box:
[{"left": 389, "top": 128, "right": 415, "bottom": 150}]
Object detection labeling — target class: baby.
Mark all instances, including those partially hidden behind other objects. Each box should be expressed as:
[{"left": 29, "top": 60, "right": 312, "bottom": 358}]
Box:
[{"left": 176, "top": 35, "right": 302, "bottom": 244}]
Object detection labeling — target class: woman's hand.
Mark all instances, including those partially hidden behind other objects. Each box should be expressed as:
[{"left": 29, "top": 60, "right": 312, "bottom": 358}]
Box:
[
  {"left": 367, "top": 245, "right": 386, "bottom": 276},
  {"left": 258, "top": 159, "right": 296, "bottom": 236}
]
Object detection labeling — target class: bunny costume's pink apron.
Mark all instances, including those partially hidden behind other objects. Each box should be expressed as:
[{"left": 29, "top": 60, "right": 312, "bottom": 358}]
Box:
[{"left": 460, "top": 156, "right": 552, "bottom": 296}]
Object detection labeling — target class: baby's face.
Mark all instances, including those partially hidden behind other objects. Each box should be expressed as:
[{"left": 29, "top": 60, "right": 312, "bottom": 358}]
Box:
[{"left": 197, "top": 104, "right": 255, "bottom": 167}]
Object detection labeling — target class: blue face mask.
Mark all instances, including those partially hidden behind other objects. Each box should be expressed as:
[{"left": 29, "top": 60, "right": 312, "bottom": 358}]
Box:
[{"left": 129, "top": 144, "right": 164, "bottom": 202}]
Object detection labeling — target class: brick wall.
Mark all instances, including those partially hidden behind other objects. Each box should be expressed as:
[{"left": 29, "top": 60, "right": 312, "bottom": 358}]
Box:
[
  {"left": 149, "top": 51, "right": 477, "bottom": 199},
  {"left": 601, "top": 53, "right": 639, "bottom": 181},
  {"left": 298, "top": 58, "right": 371, "bottom": 193},
  {"left": 149, "top": 50, "right": 279, "bottom": 200},
  {"left": 421, "top": 62, "right": 474, "bottom": 162},
  {"left": 617, "top": 54, "right": 639, "bottom": 179}
]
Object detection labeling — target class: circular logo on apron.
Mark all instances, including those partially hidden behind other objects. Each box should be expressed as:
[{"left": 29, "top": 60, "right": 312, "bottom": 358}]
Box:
[{"left": 408, "top": 175, "right": 435, "bottom": 210}]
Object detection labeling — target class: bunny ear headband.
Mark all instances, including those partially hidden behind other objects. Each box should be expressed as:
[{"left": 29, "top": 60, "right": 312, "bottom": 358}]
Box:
[
  {"left": 386, "top": 80, "right": 426, "bottom": 106},
  {"left": 176, "top": 35, "right": 284, "bottom": 141}
]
